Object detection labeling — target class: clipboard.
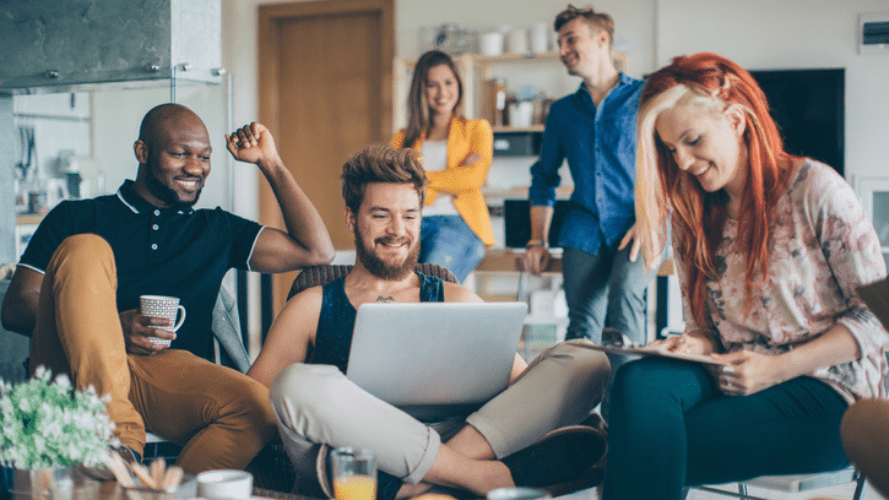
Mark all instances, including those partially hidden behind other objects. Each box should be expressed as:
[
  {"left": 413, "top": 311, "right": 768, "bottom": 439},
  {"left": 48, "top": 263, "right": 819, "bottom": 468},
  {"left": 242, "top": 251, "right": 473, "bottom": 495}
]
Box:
[
  {"left": 575, "top": 340, "right": 729, "bottom": 366},
  {"left": 857, "top": 278, "right": 889, "bottom": 332}
]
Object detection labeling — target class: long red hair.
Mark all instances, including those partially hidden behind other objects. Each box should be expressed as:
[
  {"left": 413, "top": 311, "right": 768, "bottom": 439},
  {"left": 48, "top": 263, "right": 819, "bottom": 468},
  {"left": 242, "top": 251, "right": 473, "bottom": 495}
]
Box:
[{"left": 635, "top": 53, "right": 798, "bottom": 330}]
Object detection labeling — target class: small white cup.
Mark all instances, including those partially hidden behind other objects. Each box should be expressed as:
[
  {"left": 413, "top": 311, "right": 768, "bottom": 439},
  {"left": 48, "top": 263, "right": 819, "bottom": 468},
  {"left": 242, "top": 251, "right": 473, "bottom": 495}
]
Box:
[
  {"left": 530, "top": 22, "right": 550, "bottom": 54},
  {"left": 196, "top": 470, "right": 253, "bottom": 500},
  {"left": 480, "top": 31, "right": 504, "bottom": 56},
  {"left": 140, "top": 295, "right": 186, "bottom": 346},
  {"left": 509, "top": 101, "right": 534, "bottom": 128},
  {"left": 507, "top": 28, "right": 528, "bottom": 54}
]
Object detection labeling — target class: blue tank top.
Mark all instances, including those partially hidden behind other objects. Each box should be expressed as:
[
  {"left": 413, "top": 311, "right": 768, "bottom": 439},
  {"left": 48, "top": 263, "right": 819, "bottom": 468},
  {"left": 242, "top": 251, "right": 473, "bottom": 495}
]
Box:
[{"left": 310, "top": 272, "right": 445, "bottom": 373}]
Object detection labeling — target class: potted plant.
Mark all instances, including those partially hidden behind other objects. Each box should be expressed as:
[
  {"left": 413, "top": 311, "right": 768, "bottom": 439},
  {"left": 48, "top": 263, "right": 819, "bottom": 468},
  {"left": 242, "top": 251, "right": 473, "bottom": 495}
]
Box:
[{"left": 1, "top": 366, "right": 119, "bottom": 497}]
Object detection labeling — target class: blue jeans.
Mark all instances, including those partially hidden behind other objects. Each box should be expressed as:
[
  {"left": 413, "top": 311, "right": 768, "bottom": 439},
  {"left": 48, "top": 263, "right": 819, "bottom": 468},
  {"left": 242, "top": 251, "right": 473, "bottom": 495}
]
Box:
[
  {"left": 562, "top": 244, "right": 647, "bottom": 417},
  {"left": 419, "top": 215, "right": 486, "bottom": 283},
  {"left": 604, "top": 358, "right": 850, "bottom": 500}
]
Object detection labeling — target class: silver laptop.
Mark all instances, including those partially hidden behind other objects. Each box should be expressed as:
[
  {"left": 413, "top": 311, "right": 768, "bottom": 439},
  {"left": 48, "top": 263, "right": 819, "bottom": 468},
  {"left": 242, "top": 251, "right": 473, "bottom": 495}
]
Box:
[{"left": 346, "top": 302, "right": 527, "bottom": 421}]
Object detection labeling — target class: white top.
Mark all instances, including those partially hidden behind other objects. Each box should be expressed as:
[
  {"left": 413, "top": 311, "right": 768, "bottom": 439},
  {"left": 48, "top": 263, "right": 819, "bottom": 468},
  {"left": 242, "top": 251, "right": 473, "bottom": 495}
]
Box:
[{"left": 421, "top": 140, "right": 458, "bottom": 216}]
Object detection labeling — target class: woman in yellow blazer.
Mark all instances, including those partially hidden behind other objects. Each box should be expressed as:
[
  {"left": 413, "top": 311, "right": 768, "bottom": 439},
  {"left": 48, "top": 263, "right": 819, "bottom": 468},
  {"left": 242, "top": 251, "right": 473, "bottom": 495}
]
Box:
[{"left": 391, "top": 50, "right": 495, "bottom": 282}]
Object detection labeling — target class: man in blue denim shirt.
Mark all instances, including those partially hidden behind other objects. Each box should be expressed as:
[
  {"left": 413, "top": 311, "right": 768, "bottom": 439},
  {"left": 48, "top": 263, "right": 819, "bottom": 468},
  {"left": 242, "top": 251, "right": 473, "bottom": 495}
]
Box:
[{"left": 523, "top": 6, "right": 647, "bottom": 362}]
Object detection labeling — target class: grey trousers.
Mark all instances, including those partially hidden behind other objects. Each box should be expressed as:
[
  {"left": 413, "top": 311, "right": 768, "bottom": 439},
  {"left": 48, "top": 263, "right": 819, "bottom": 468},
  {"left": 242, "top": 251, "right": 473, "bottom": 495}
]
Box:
[{"left": 270, "top": 340, "right": 610, "bottom": 485}]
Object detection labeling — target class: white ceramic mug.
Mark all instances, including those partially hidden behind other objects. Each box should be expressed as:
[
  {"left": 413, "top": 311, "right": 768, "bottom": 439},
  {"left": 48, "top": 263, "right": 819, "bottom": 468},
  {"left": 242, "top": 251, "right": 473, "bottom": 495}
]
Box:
[
  {"left": 480, "top": 31, "right": 504, "bottom": 56},
  {"left": 139, "top": 295, "right": 186, "bottom": 346},
  {"left": 196, "top": 470, "right": 253, "bottom": 500},
  {"left": 507, "top": 28, "right": 528, "bottom": 54},
  {"left": 509, "top": 101, "right": 534, "bottom": 128},
  {"left": 530, "top": 22, "right": 550, "bottom": 54}
]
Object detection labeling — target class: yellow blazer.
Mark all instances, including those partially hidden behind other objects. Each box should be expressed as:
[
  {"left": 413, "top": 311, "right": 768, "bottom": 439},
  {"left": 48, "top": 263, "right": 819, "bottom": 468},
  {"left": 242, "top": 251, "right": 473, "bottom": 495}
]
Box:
[{"left": 391, "top": 117, "right": 496, "bottom": 246}]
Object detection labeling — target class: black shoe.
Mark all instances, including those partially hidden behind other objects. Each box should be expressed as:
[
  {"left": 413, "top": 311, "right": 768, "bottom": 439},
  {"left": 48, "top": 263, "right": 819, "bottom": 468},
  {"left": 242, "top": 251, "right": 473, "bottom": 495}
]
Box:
[
  {"left": 502, "top": 426, "right": 607, "bottom": 488},
  {"left": 377, "top": 471, "right": 403, "bottom": 500},
  {"left": 578, "top": 413, "right": 608, "bottom": 439}
]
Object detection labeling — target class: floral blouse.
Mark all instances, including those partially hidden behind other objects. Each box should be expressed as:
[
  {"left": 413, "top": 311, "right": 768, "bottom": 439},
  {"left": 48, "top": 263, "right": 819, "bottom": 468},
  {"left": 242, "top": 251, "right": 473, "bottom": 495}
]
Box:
[{"left": 674, "top": 160, "right": 889, "bottom": 403}]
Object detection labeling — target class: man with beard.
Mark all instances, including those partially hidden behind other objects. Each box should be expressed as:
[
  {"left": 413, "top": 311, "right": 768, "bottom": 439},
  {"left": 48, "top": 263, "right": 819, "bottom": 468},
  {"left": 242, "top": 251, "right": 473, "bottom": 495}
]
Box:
[
  {"left": 0, "top": 103, "right": 335, "bottom": 474},
  {"left": 247, "top": 144, "right": 612, "bottom": 500}
]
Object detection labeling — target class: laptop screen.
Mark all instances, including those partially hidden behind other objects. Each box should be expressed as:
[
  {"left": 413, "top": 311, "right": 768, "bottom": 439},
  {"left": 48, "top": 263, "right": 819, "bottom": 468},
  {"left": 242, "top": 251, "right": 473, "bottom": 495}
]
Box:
[{"left": 503, "top": 199, "right": 573, "bottom": 249}]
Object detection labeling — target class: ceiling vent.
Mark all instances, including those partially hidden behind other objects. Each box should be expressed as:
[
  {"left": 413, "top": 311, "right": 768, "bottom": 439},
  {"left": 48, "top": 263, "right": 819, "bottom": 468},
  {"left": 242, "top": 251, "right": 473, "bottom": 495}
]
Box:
[{"left": 859, "top": 11, "right": 889, "bottom": 55}]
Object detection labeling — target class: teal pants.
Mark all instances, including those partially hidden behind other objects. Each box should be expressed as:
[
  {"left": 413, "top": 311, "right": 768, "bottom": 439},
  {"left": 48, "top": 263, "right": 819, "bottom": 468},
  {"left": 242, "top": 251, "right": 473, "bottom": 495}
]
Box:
[{"left": 604, "top": 357, "right": 850, "bottom": 500}]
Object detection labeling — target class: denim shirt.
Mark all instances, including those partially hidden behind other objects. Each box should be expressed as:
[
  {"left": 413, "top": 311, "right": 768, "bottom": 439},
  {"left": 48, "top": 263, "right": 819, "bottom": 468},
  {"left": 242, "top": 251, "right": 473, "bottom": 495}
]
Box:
[{"left": 529, "top": 74, "right": 644, "bottom": 256}]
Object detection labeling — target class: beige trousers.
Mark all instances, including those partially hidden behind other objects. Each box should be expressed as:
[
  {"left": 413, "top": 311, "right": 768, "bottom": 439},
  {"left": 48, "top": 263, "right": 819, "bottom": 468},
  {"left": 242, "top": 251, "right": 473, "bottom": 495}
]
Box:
[
  {"left": 29, "top": 234, "right": 277, "bottom": 474},
  {"left": 270, "top": 340, "right": 610, "bottom": 485},
  {"left": 841, "top": 398, "right": 889, "bottom": 498}
]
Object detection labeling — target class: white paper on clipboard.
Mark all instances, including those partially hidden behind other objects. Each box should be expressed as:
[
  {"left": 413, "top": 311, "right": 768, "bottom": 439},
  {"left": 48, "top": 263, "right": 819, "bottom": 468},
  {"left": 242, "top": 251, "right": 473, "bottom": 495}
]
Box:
[{"left": 574, "top": 341, "right": 729, "bottom": 366}]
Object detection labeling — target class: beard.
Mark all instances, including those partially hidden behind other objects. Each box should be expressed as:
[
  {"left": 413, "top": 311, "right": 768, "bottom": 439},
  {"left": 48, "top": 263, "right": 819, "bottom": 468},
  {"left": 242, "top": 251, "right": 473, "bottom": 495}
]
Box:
[
  {"left": 354, "top": 225, "right": 419, "bottom": 280},
  {"left": 145, "top": 162, "right": 202, "bottom": 209}
]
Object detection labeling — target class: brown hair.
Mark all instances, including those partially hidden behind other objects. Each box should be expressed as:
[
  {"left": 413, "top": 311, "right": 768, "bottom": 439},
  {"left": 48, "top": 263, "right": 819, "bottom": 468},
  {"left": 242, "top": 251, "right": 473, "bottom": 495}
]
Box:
[
  {"left": 403, "top": 50, "right": 464, "bottom": 149},
  {"left": 635, "top": 53, "right": 798, "bottom": 331},
  {"left": 341, "top": 143, "right": 428, "bottom": 213},
  {"left": 554, "top": 4, "right": 614, "bottom": 48}
]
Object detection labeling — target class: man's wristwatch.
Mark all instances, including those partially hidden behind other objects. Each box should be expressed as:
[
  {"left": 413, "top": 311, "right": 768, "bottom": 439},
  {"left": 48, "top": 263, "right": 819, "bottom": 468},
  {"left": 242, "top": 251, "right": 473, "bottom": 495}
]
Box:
[{"left": 526, "top": 239, "right": 548, "bottom": 249}]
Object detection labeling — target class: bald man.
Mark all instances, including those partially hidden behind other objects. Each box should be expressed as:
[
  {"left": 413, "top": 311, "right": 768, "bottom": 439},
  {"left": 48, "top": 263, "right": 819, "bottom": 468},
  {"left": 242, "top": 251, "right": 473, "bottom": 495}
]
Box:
[{"left": 0, "top": 103, "right": 335, "bottom": 474}]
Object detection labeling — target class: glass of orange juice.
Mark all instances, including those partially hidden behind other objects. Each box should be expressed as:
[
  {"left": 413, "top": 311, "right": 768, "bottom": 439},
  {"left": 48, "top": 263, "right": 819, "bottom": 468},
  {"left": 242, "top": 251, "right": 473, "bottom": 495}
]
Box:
[{"left": 331, "top": 447, "right": 377, "bottom": 500}]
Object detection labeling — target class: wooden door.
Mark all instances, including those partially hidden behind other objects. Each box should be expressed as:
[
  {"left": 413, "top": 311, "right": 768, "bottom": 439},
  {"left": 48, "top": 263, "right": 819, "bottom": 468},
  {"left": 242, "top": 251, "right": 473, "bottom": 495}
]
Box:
[{"left": 259, "top": 0, "right": 393, "bottom": 314}]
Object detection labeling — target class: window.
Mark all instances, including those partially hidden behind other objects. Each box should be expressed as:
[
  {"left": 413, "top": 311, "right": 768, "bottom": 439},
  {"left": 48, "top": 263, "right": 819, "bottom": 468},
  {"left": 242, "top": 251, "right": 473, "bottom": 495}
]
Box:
[{"left": 855, "top": 176, "right": 889, "bottom": 269}]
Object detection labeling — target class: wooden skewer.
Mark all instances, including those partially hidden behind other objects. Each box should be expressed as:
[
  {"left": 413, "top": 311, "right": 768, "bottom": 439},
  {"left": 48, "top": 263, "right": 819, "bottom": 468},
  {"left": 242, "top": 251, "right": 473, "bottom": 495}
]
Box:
[
  {"left": 151, "top": 458, "right": 165, "bottom": 489},
  {"left": 105, "top": 451, "right": 135, "bottom": 488},
  {"left": 131, "top": 463, "right": 157, "bottom": 490},
  {"left": 162, "top": 466, "right": 184, "bottom": 491}
]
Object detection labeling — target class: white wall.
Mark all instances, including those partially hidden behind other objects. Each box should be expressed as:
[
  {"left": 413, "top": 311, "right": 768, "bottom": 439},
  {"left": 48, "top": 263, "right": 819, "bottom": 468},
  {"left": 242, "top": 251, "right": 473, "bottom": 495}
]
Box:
[
  {"left": 91, "top": 83, "right": 233, "bottom": 212},
  {"left": 656, "top": 0, "right": 889, "bottom": 182}
]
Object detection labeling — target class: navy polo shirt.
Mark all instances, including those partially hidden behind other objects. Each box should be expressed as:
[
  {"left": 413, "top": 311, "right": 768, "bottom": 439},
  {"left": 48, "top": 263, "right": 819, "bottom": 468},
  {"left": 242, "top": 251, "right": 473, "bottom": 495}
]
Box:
[{"left": 19, "top": 180, "right": 263, "bottom": 359}]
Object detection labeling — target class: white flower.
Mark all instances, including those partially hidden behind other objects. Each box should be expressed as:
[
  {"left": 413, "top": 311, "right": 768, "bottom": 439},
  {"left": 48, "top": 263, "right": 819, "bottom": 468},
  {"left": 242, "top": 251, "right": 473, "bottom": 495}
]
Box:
[{"left": 0, "top": 367, "right": 118, "bottom": 469}]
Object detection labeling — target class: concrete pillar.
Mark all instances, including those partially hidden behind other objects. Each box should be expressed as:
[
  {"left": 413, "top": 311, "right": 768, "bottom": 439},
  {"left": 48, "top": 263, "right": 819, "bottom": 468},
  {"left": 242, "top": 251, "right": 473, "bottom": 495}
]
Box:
[{"left": 0, "top": 95, "right": 14, "bottom": 263}]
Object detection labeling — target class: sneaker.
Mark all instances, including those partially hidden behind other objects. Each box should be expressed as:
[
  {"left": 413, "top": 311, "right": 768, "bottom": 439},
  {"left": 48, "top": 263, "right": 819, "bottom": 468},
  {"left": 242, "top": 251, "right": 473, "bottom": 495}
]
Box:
[
  {"left": 502, "top": 426, "right": 607, "bottom": 488},
  {"left": 314, "top": 444, "right": 335, "bottom": 498},
  {"left": 377, "top": 471, "right": 404, "bottom": 500}
]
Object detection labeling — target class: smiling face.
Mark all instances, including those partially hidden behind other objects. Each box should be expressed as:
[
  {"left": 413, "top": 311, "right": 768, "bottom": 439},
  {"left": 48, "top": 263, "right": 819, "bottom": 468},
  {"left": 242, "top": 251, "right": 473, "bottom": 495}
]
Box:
[
  {"left": 347, "top": 182, "right": 421, "bottom": 280},
  {"left": 134, "top": 110, "right": 211, "bottom": 208},
  {"left": 558, "top": 17, "right": 609, "bottom": 79},
  {"left": 655, "top": 102, "right": 749, "bottom": 198},
  {"left": 424, "top": 64, "right": 460, "bottom": 119}
]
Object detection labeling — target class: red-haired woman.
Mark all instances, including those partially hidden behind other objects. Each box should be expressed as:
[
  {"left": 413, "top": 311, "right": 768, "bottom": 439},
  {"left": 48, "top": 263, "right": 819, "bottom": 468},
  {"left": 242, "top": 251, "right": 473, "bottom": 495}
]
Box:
[{"left": 604, "top": 53, "right": 889, "bottom": 498}]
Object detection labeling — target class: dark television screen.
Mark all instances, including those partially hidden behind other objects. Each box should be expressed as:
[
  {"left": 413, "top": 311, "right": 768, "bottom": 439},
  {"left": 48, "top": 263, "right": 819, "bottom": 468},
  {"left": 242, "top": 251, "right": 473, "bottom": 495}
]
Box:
[
  {"left": 504, "top": 199, "right": 572, "bottom": 249},
  {"left": 749, "top": 68, "right": 845, "bottom": 175}
]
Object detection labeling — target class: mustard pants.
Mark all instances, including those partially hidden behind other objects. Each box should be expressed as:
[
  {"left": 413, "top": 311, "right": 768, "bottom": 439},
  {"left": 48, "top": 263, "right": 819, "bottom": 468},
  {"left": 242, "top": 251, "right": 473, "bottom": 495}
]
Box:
[{"left": 29, "top": 234, "right": 276, "bottom": 474}]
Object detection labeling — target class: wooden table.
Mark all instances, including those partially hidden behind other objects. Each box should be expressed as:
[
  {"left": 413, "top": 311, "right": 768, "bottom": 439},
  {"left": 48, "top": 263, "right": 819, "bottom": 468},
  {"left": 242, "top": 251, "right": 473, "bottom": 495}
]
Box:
[{"left": 476, "top": 248, "right": 674, "bottom": 276}]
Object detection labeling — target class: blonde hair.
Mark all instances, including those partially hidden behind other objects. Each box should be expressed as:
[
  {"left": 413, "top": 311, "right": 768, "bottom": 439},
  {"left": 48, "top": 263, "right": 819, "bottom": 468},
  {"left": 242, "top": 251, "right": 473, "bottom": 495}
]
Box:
[{"left": 636, "top": 84, "right": 733, "bottom": 267}]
